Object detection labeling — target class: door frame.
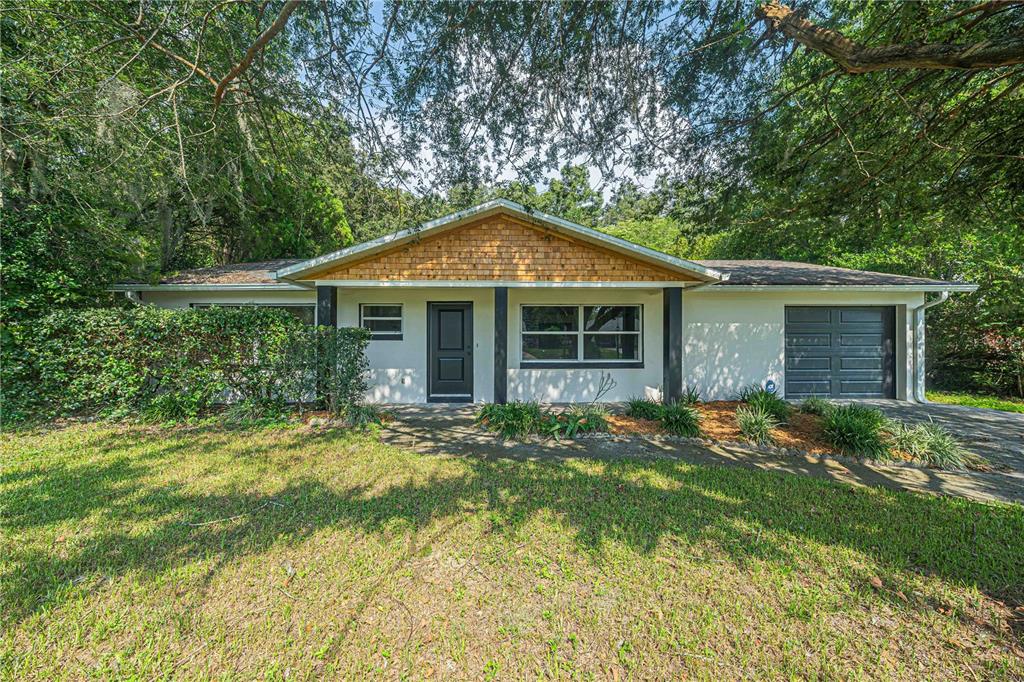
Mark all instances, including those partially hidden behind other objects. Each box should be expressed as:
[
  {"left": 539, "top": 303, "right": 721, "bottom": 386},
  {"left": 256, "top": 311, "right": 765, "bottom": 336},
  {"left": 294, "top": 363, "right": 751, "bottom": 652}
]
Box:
[{"left": 426, "top": 301, "right": 474, "bottom": 403}]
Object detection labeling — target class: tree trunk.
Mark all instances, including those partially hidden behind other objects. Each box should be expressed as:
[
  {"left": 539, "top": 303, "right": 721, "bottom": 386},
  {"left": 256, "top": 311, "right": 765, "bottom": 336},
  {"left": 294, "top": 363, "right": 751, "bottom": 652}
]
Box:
[{"left": 757, "top": 1, "right": 1024, "bottom": 73}]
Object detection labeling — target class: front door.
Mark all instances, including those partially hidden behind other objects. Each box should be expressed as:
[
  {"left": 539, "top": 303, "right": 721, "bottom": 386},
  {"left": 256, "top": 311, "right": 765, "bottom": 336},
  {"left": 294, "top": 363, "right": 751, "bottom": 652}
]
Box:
[{"left": 427, "top": 302, "right": 474, "bottom": 402}]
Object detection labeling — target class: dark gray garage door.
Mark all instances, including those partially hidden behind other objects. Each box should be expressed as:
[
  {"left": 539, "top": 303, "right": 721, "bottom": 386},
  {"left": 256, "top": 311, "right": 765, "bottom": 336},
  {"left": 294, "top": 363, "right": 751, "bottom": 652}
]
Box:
[{"left": 785, "top": 306, "right": 896, "bottom": 399}]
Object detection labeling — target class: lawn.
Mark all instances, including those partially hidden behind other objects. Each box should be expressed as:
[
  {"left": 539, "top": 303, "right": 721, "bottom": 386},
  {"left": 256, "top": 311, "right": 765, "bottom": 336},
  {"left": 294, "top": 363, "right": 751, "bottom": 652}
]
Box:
[
  {"left": 2, "top": 423, "right": 1023, "bottom": 680},
  {"left": 927, "top": 391, "right": 1024, "bottom": 414}
]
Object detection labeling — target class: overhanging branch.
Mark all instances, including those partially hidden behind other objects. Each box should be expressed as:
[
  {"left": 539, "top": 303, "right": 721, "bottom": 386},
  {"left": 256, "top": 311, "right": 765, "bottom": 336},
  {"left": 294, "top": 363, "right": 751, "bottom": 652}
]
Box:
[
  {"left": 756, "top": 0, "right": 1024, "bottom": 73},
  {"left": 213, "top": 0, "right": 300, "bottom": 108}
]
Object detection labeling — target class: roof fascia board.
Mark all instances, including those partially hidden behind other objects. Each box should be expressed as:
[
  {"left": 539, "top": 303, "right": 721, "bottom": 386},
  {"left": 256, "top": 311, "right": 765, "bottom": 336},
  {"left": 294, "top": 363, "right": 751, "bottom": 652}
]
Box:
[
  {"left": 110, "top": 283, "right": 312, "bottom": 292},
  {"left": 276, "top": 198, "right": 723, "bottom": 283},
  {"left": 692, "top": 284, "right": 978, "bottom": 293},
  {"left": 311, "top": 279, "right": 718, "bottom": 288}
]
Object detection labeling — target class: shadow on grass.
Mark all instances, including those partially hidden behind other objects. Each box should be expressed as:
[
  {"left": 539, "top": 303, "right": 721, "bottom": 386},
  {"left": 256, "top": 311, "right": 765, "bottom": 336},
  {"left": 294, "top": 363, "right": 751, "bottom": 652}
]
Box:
[{"left": 3, "top": 426, "right": 1024, "bottom": 629}]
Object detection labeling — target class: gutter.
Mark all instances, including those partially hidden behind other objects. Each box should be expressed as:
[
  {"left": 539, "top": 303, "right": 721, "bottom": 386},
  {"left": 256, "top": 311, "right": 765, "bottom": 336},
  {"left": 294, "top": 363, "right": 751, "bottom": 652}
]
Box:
[{"left": 910, "top": 291, "right": 950, "bottom": 403}]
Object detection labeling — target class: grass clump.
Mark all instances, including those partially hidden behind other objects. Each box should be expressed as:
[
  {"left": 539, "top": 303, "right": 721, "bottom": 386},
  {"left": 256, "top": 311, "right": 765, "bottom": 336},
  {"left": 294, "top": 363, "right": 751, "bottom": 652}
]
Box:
[
  {"left": 736, "top": 405, "right": 779, "bottom": 446},
  {"left": 543, "top": 404, "right": 609, "bottom": 440},
  {"left": 887, "top": 420, "right": 973, "bottom": 469},
  {"left": 799, "top": 396, "right": 834, "bottom": 416},
  {"left": 823, "top": 404, "right": 889, "bottom": 459},
  {"left": 477, "top": 401, "right": 543, "bottom": 439},
  {"left": 625, "top": 396, "right": 664, "bottom": 421},
  {"left": 659, "top": 401, "right": 702, "bottom": 437},
  {"left": 738, "top": 385, "right": 790, "bottom": 423},
  {"left": 681, "top": 385, "right": 703, "bottom": 405}
]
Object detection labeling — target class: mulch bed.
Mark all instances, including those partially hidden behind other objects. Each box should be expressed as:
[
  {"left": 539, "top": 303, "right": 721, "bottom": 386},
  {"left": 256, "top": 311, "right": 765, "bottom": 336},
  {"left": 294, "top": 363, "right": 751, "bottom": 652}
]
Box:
[{"left": 611, "top": 400, "right": 835, "bottom": 456}]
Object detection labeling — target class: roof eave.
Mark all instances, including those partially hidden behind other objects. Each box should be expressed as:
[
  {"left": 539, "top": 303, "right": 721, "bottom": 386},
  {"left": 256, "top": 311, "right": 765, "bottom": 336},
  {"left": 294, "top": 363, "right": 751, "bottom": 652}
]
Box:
[
  {"left": 696, "top": 283, "right": 978, "bottom": 293},
  {"left": 110, "top": 282, "right": 312, "bottom": 292}
]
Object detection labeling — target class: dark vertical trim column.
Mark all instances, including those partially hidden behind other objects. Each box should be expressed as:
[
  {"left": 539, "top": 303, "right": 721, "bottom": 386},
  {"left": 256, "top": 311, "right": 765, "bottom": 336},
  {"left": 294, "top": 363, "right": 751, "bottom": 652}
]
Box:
[
  {"left": 316, "top": 286, "right": 338, "bottom": 327},
  {"left": 493, "top": 287, "right": 508, "bottom": 404},
  {"left": 663, "top": 287, "right": 683, "bottom": 403}
]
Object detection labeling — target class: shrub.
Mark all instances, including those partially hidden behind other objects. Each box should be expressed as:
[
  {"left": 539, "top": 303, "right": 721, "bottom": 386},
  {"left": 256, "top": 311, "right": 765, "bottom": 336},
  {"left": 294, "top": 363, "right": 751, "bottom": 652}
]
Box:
[
  {"left": 799, "top": 397, "right": 834, "bottom": 416},
  {"left": 736, "top": 405, "right": 778, "bottom": 446},
  {"left": 2, "top": 306, "right": 371, "bottom": 423},
  {"left": 660, "top": 401, "right": 702, "bottom": 437},
  {"left": 626, "top": 396, "right": 664, "bottom": 421},
  {"left": 823, "top": 404, "right": 889, "bottom": 458},
  {"left": 477, "top": 401, "right": 543, "bottom": 439},
  {"left": 565, "top": 403, "right": 609, "bottom": 432},
  {"left": 886, "top": 420, "right": 972, "bottom": 469},
  {"left": 739, "top": 385, "right": 791, "bottom": 423},
  {"left": 344, "top": 403, "right": 386, "bottom": 429},
  {"left": 681, "top": 385, "right": 703, "bottom": 405}
]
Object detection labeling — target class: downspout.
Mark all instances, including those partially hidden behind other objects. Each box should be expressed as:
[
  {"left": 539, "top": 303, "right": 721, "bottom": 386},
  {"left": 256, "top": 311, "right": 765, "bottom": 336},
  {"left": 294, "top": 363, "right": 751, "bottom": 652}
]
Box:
[
  {"left": 124, "top": 290, "right": 143, "bottom": 306},
  {"left": 910, "top": 291, "right": 949, "bottom": 403}
]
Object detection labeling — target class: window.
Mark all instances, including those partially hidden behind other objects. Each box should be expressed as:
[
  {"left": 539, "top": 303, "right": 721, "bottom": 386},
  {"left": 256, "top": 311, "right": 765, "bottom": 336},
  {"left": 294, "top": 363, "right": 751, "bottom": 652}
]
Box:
[
  {"left": 360, "top": 304, "right": 403, "bottom": 340},
  {"left": 190, "top": 303, "right": 315, "bottom": 325},
  {"left": 521, "top": 304, "right": 642, "bottom": 367}
]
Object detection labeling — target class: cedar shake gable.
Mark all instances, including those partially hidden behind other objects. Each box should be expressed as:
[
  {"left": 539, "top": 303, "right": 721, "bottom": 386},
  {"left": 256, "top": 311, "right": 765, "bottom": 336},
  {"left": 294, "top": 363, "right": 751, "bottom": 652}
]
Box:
[{"left": 313, "top": 214, "right": 696, "bottom": 282}]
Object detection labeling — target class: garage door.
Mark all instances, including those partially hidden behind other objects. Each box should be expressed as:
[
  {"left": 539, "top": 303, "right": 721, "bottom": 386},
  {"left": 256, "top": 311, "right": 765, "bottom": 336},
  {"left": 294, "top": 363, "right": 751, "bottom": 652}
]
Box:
[{"left": 785, "top": 306, "right": 896, "bottom": 399}]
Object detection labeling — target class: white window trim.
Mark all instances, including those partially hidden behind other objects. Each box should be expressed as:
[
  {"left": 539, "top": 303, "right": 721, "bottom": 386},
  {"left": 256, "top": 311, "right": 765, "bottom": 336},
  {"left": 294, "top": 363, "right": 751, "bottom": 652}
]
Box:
[
  {"left": 520, "top": 304, "right": 643, "bottom": 366},
  {"left": 359, "top": 303, "right": 404, "bottom": 340}
]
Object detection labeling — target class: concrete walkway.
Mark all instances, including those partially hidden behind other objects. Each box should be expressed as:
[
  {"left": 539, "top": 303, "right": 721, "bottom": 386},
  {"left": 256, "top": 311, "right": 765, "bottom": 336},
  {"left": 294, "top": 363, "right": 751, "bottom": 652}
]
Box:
[{"left": 380, "top": 403, "right": 1024, "bottom": 506}]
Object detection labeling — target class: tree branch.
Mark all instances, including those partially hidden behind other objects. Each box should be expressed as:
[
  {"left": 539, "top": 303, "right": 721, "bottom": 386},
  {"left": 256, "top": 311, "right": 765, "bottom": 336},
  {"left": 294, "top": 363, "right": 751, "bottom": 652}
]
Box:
[
  {"left": 756, "top": 0, "right": 1024, "bottom": 72},
  {"left": 213, "top": 0, "right": 300, "bottom": 108}
]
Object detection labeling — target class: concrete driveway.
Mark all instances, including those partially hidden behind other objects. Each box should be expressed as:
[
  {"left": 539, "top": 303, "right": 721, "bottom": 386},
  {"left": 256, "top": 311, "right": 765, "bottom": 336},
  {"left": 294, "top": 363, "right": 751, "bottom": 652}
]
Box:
[
  {"left": 856, "top": 400, "right": 1024, "bottom": 473},
  {"left": 380, "top": 402, "right": 1024, "bottom": 506}
]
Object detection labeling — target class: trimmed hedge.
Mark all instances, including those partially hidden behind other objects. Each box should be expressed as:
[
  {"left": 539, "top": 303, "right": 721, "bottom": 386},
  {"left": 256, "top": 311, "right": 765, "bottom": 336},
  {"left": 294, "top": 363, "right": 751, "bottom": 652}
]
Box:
[{"left": 2, "top": 306, "right": 370, "bottom": 422}]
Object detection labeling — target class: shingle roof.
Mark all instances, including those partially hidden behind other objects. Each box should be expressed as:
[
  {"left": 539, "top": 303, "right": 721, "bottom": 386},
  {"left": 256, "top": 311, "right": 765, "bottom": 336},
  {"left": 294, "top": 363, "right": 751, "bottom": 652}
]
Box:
[
  {"left": 157, "top": 259, "right": 303, "bottom": 284},
  {"left": 127, "top": 257, "right": 970, "bottom": 289},
  {"left": 695, "top": 260, "right": 962, "bottom": 287}
]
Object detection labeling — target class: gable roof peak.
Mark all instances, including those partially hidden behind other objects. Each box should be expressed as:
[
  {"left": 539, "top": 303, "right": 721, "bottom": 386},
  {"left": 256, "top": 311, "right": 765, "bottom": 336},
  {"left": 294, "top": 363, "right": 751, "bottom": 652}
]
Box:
[{"left": 275, "top": 200, "right": 725, "bottom": 283}]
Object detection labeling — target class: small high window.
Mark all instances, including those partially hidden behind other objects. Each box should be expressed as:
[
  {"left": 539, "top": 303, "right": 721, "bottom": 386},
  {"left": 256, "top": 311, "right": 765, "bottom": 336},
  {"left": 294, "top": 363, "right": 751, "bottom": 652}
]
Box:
[{"left": 360, "top": 304, "right": 403, "bottom": 340}]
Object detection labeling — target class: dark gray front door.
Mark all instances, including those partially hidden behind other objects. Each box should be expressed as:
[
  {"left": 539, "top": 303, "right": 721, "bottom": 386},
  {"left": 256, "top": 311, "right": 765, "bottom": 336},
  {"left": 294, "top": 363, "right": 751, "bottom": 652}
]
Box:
[
  {"left": 785, "top": 306, "right": 896, "bottom": 399},
  {"left": 427, "top": 302, "right": 473, "bottom": 402}
]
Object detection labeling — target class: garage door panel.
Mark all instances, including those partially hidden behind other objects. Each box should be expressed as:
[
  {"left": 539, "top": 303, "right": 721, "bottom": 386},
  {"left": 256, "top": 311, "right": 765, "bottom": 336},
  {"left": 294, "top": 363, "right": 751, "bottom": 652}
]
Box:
[
  {"left": 785, "top": 306, "right": 895, "bottom": 399},
  {"left": 786, "top": 333, "right": 832, "bottom": 347},
  {"left": 786, "top": 308, "right": 831, "bottom": 323},
  {"left": 839, "top": 309, "right": 884, "bottom": 323},
  {"left": 787, "top": 380, "right": 832, "bottom": 396},
  {"left": 840, "top": 380, "right": 886, "bottom": 395},
  {"left": 840, "top": 333, "right": 883, "bottom": 347},
  {"left": 840, "top": 357, "right": 882, "bottom": 370}
]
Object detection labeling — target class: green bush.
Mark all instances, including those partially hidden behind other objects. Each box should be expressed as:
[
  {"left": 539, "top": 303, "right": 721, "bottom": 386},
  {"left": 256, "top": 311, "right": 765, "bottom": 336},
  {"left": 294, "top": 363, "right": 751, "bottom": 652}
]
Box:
[
  {"left": 799, "top": 397, "right": 834, "bottom": 416},
  {"left": 1, "top": 306, "right": 370, "bottom": 423},
  {"left": 822, "top": 404, "right": 889, "bottom": 459},
  {"left": 681, "top": 385, "right": 703, "bottom": 405},
  {"left": 626, "top": 396, "right": 664, "bottom": 421},
  {"left": 477, "top": 401, "right": 543, "bottom": 439},
  {"left": 736, "top": 405, "right": 778, "bottom": 446},
  {"left": 886, "top": 420, "right": 972, "bottom": 469},
  {"left": 660, "top": 401, "right": 702, "bottom": 437},
  {"left": 738, "top": 385, "right": 790, "bottom": 423}
]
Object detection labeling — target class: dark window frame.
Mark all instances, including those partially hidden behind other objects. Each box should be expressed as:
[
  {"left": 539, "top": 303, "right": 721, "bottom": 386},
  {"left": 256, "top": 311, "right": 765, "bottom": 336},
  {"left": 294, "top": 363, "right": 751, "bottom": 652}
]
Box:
[
  {"left": 359, "top": 303, "right": 404, "bottom": 340},
  {"left": 520, "top": 304, "right": 644, "bottom": 369}
]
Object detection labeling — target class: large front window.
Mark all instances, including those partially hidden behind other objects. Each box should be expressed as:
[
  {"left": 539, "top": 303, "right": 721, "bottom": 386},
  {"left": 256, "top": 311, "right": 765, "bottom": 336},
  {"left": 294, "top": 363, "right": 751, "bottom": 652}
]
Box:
[{"left": 521, "top": 304, "right": 642, "bottom": 365}]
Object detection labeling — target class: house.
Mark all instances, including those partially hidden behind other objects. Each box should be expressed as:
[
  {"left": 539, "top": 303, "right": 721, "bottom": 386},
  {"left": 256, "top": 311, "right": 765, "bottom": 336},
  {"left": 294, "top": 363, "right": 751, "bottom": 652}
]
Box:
[{"left": 114, "top": 199, "right": 976, "bottom": 404}]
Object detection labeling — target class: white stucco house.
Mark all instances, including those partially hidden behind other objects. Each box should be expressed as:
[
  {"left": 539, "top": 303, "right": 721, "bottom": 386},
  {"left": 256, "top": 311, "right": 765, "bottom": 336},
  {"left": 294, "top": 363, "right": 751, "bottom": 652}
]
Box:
[{"left": 114, "top": 200, "right": 976, "bottom": 404}]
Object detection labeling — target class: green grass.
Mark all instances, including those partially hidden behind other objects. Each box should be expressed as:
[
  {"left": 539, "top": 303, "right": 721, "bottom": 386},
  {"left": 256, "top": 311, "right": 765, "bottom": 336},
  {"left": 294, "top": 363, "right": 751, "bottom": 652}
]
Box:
[
  {"left": 927, "top": 391, "right": 1024, "bottom": 414},
  {"left": 2, "top": 423, "right": 1023, "bottom": 679}
]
